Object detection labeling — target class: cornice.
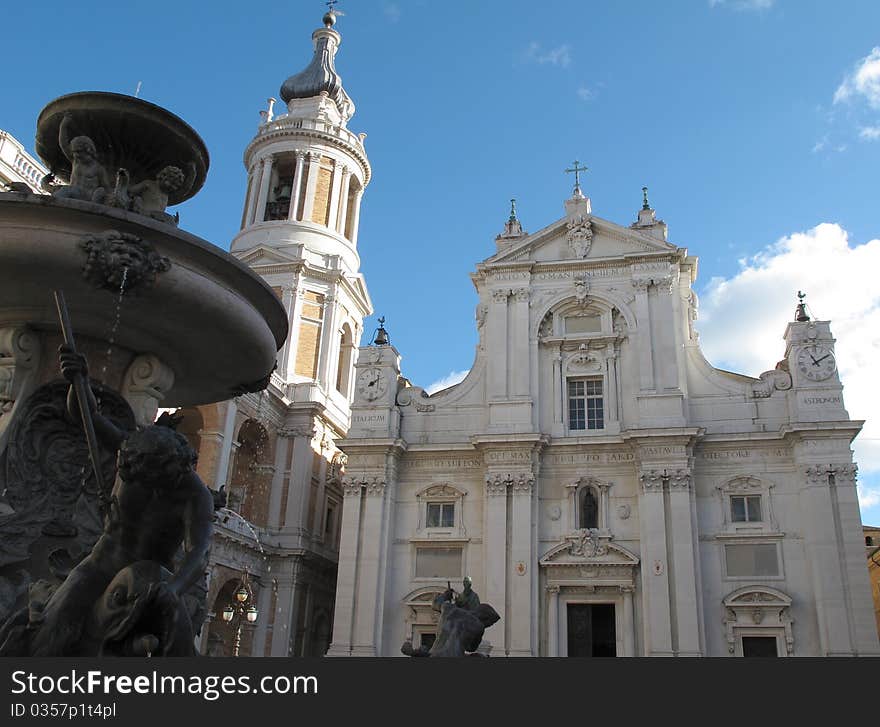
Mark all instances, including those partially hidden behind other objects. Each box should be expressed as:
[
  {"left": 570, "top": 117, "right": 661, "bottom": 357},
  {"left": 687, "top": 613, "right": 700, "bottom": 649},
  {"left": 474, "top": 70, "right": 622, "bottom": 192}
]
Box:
[{"left": 243, "top": 128, "right": 371, "bottom": 186}]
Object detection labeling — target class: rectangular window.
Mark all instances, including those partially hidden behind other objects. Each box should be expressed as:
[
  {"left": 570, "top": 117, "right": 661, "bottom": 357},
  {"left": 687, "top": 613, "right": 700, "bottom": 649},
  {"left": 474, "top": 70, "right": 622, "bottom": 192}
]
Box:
[
  {"left": 568, "top": 378, "right": 604, "bottom": 431},
  {"left": 725, "top": 543, "right": 780, "bottom": 577},
  {"left": 415, "top": 547, "right": 463, "bottom": 578},
  {"left": 426, "top": 502, "right": 455, "bottom": 528},
  {"left": 731, "top": 495, "right": 762, "bottom": 523},
  {"left": 741, "top": 636, "right": 779, "bottom": 657}
]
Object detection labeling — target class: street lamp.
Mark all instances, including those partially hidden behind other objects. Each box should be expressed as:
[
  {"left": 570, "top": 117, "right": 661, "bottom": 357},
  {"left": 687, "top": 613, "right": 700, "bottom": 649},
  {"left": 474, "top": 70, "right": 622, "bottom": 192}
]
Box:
[{"left": 221, "top": 581, "right": 258, "bottom": 656}]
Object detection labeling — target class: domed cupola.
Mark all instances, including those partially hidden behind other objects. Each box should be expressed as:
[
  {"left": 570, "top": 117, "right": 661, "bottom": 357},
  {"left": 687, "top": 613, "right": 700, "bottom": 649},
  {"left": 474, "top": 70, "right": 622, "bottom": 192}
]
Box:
[{"left": 280, "top": 11, "right": 354, "bottom": 122}]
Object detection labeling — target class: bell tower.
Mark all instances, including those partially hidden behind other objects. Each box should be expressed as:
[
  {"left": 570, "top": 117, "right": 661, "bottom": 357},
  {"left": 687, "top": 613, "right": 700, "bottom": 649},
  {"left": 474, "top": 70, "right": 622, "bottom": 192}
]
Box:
[{"left": 231, "top": 8, "right": 372, "bottom": 432}]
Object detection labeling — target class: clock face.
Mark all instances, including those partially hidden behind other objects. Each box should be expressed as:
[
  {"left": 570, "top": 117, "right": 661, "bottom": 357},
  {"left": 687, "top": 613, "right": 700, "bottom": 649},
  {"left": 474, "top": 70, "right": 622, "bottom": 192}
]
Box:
[
  {"left": 357, "top": 367, "right": 387, "bottom": 401},
  {"left": 796, "top": 344, "right": 837, "bottom": 382}
]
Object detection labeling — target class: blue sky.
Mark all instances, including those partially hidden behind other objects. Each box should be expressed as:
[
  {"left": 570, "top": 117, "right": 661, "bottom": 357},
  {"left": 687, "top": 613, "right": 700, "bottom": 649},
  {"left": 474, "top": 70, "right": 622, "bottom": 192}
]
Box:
[{"left": 4, "top": 0, "right": 880, "bottom": 520}]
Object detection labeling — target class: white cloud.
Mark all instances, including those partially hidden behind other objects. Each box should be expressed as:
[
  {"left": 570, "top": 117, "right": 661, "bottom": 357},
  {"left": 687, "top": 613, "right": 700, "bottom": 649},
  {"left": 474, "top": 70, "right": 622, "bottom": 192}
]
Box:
[
  {"left": 426, "top": 369, "right": 469, "bottom": 394},
  {"left": 525, "top": 42, "right": 572, "bottom": 68},
  {"left": 709, "top": 0, "right": 775, "bottom": 10},
  {"left": 834, "top": 47, "right": 880, "bottom": 109},
  {"left": 576, "top": 85, "right": 594, "bottom": 101},
  {"left": 698, "top": 223, "right": 880, "bottom": 477},
  {"left": 859, "top": 482, "right": 880, "bottom": 510},
  {"left": 859, "top": 125, "right": 880, "bottom": 140}
]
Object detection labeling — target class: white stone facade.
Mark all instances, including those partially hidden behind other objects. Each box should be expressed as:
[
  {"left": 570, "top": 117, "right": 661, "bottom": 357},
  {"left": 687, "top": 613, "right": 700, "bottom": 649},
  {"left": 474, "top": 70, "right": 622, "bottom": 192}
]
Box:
[
  {"left": 0, "top": 130, "right": 48, "bottom": 193},
  {"left": 195, "top": 13, "right": 373, "bottom": 656},
  {"left": 329, "top": 190, "right": 880, "bottom": 657}
]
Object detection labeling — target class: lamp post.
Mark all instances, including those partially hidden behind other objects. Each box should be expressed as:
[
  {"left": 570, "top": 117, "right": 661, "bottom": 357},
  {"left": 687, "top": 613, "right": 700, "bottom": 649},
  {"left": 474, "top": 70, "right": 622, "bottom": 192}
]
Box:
[{"left": 221, "top": 582, "right": 258, "bottom": 657}]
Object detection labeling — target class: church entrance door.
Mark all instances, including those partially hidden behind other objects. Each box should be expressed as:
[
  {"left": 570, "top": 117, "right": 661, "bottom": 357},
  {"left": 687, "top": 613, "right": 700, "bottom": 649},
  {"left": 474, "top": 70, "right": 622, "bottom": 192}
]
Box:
[{"left": 566, "top": 603, "right": 616, "bottom": 656}]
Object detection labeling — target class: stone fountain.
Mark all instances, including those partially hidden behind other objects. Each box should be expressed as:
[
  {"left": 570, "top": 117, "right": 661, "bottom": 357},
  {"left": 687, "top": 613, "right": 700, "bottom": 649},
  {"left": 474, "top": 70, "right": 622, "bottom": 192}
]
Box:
[{"left": 0, "top": 92, "right": 288, "bottom": 656}]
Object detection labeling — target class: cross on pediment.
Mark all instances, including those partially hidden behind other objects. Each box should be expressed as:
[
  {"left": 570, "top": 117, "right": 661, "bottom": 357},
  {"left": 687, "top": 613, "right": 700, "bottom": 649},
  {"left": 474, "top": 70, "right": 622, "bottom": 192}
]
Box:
[{"left": 565, "top": 160, "right": 588, "bottom": 196}]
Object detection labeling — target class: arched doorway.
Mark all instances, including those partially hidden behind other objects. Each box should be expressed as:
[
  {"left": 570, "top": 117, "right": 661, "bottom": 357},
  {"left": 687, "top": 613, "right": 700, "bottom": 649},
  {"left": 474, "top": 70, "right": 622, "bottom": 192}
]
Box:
[{"left": 229, "top": 419, "right": 271, "bottom": 527}]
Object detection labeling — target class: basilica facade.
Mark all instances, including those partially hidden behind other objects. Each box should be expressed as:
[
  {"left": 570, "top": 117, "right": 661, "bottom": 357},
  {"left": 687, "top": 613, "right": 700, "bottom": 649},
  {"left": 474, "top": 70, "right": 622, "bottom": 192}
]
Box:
[
  {"left": 180, "top": 10, "right": 878, "bottom": 658},
  {"left": 327, "top": 187, "right": 879, "bottom": 657}
]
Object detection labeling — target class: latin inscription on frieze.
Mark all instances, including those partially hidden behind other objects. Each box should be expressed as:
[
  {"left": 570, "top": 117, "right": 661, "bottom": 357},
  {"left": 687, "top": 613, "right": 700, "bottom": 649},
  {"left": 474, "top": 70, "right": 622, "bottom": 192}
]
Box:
[
  {"left": 544, "top": 452, "right": 635, "bottom": 465},
  {"left": 802, "top": 395, "right": 841, "bottom": 406},
  {"left": 400, "top": 458, "right": 481, "bottom": 470},
  {"left": 352, "top": 413, "right": 387, "bottom": 425},
  {"left": 699, "top": 448, "right": 788, "bottom": 461}
]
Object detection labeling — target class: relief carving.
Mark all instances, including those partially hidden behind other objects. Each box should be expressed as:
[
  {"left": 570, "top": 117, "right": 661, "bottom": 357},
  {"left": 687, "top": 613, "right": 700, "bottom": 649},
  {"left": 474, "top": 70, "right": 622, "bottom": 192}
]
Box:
[{"left": 566, "top": 215, "right": 593, "bottom": 258}]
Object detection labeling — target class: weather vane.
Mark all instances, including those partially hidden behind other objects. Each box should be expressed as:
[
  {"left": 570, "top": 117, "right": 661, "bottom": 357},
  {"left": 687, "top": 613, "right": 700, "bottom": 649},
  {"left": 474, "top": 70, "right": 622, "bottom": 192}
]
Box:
[{"left": 565, "top": 160, "right": 588, "bottom": 197}]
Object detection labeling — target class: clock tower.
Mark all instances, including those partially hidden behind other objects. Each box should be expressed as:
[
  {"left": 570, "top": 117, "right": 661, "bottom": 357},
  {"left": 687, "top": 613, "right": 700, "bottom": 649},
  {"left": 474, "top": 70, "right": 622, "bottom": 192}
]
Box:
[{"left": 783, "top": 308, "right": 849, "bottom": 423}]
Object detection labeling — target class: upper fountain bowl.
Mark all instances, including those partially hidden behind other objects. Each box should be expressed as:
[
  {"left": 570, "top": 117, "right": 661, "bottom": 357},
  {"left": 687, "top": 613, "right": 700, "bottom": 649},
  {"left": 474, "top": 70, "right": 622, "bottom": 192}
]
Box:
[{"left": 36, "top": 92, "right": 209, "bottom": 206}]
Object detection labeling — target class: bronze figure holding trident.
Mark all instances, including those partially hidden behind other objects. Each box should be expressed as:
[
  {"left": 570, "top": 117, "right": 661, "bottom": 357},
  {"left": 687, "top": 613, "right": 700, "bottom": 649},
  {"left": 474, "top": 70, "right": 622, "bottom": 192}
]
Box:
[{"left": 0, "top": 293, "right": 214, "bottom": 656}]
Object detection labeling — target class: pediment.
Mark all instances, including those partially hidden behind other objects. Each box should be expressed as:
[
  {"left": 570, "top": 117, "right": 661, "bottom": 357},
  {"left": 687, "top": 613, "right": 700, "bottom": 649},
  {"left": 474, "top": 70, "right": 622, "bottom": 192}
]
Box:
[
  {"left": 486, "top": 214, "right": 676, "bottom": 266},
  {"left": 235, "top": 245, "right": 297, "bottom": 266},
  {"left": 539, "top": 534, "right": 640, "bottom": 568}
]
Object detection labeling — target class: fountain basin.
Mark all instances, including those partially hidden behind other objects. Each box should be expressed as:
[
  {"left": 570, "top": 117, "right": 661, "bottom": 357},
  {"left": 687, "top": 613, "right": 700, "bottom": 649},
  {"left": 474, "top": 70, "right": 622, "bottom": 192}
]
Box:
[
  {"left": 35, "top": 92, "right": 209, "bottom": 206},
  {"left": 0, "top": 193, "right": 287, "bottom": 407}
]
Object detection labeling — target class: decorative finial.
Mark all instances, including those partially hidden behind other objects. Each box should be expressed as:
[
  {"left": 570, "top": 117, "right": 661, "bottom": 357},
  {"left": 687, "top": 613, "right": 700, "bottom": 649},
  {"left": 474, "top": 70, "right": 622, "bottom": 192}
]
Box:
[
  {"left": 509, "top": 198, "right": 518, "bottom": 222},
  {"left": 372, "top": 316, "right": 390, "bottom": 346},
  {"left": 565, "top": 160, "right": 588, "bottom": 197},
  {"left": 642, "top": 186, "right": 650, "bottom": 210},
  {"left": 795, "top": 291, "right": 810, "bottom": 322},
  {"left": 324, "top": 0, "right": 344, "bottom": 27}
]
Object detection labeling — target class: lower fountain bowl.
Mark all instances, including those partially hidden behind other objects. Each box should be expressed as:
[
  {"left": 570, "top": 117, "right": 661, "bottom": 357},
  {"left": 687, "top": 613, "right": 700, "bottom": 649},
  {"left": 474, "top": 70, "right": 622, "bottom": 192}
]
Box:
[{"left": 0, "top": 194, "right": 287, "bottom": 407}]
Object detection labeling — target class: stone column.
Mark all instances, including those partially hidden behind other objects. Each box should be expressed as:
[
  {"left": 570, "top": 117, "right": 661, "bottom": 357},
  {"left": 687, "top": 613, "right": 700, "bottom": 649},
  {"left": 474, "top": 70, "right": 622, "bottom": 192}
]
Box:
[
  {"left": 326, "top": 161, "right": 344, "bottom": 232},
  {"left": 289, "top": 151, "right": 306, "bottom": 222},
  {"left": 552, "top": 350, "right": 563, "bottom": 426},
  {"left": 316, "top": 290, "right": 340, "bottom": 390},
  {"left": 245, "top": 160, "right": 263, "bottom": 226},
  {"left": 637, "top": 470, "right": 673, "bottom": 656},
  {"left": 800, "top": 463, "right": 858, "bottom": 654},
  {"left": 487, "top": 289, "right": 510, "bottom": 400},
  {"left": 508, "top": 472, "right": 535, "bottom": 656},
  {"left": 336, "top": 166, "right": 352, "bottom": 234},
  {"left": 666, "top": 469, "right": 703, "bottom": 656},
  {"left": 621, "top": 586, "right": 636, "bottom": 656},
  {"left": 251, "top": 579, "right": 274, "bottom": 656},
  {"left": 831, "top": 465, "right": 880, "bottom": 653},
  {"left": 302, "top": 151, "right": 322, "bottom": 223},
  {"left": 240, "top": 167, "right": 255, "bottom": 229},
  {"left": 276, "top": 284, "right": 297, "bottom": 380},
  {"left": 511, "top": 288, "right": 531, "bottom": 399},
  {"left": 632, "top": 278, "right": 655, "bottom": 391},
  {"left": 266, "top": 431, "right": 292, "bottom": 528},
  {"left": 349, "top": 188, "right": 363, "bottom": 244},
  {"left": 254, "top": 155, "right": 274, "bottom": 224},
  {"left": 351, "top": 477, "right": 390, "bottom": 656},
  {"left": 283, "top": 426, "right": 317, "bottom": 535},
  {"left": 327, "top": 480, "right": 364, "bottom": 657},
  {"left": 484, "top": 474, "right": 508, "bottom": 653},
  {"left": 606, "top": 347, "right": 620, "bottom": 424},
  {"left": 214, "top": 400, "right": 238, "bottom": 490},
  {"left": 546, "top": 585, "right": 560, "bottom": 657},
  {"left": 269, "top": 572, "right": 295, "bottom": 656}
]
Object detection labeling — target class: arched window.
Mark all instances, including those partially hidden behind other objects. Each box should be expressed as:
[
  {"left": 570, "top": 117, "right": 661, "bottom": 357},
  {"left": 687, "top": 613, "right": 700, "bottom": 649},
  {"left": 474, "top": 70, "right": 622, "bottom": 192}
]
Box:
[{"left": 581, "top": 487, "right": 599, "bottom": 529}]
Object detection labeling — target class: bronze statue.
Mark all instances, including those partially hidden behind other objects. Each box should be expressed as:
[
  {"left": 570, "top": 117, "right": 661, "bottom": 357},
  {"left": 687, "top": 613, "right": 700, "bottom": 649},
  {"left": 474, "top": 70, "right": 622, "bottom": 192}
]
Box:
[
  {"left": 0, "top": 346, "right": 214, "bottom": 656},
  {"left": 454, "top": 575, "right": 480, "bottom": 611},
  {"left": 401, "top": 583, "right": 499, "bottom": 658},
  {"left": 51, "top": 113, "right": 111, "bottom": 203},
  {"left": 129, "top": 163, "right": 196, "bottom": 225}
]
